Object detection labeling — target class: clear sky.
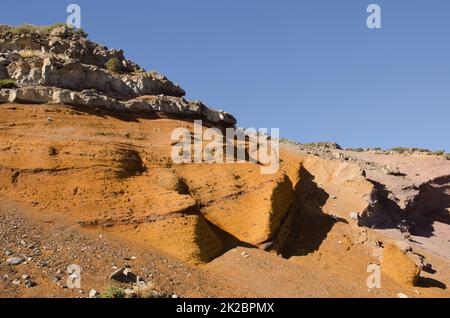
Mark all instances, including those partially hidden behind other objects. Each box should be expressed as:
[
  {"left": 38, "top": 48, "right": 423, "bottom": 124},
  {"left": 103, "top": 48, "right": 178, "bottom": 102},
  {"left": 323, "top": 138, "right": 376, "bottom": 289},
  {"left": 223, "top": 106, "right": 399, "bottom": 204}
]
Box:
[{"left": 1, "top": 0, "right": 449, "bottom": 151}]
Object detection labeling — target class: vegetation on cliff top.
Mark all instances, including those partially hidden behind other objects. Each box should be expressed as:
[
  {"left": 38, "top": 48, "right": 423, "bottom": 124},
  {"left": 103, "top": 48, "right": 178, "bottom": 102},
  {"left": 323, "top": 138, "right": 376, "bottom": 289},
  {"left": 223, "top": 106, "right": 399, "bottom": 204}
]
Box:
[
  {"left": 0, "top": 79, "right": 17, "bottom": 89},
  {"left": 4, "top": 23, "right": 88, "bottom": 38}
]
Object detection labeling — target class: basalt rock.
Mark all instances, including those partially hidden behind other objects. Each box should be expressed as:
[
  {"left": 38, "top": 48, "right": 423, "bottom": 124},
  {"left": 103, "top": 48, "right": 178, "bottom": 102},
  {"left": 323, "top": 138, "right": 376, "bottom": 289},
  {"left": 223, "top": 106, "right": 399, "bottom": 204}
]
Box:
[
  {"left": 0, "top": 24, "right": 236, "bottom": 125},
  {"left": 0, "top": 86, "right": 236, "bottom": 124}
]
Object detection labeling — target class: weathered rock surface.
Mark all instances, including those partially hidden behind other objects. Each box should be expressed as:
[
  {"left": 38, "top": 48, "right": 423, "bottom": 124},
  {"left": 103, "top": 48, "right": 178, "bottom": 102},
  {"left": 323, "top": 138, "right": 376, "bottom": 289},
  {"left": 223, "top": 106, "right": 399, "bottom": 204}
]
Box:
[
  {"left": 382, "top": 243, "right": 420, "bottom": 286},
  {"left": 0, "top": 86, "right": 235, "bottom": 124},
  {"left": 0, "top": 24, "right": 235, "bottom": 125}
]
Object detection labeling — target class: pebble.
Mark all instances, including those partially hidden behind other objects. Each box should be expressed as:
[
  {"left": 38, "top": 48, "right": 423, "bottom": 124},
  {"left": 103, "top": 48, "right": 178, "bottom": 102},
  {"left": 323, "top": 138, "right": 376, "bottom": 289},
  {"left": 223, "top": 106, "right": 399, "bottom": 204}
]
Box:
[
  {"left": 6, "top": 257, "right": 24, "bottom": 265},
  {"left": 241, "top": 251, "right": 249, "bottom": 258},
  {"left": 124, "top": 288, "right": 136, "bottom": 297},
  {"left": 349, "top": 212, "right": 360, "bottom": 220},
  {"left": 397, "top": 293, "right": 408, "bottom": 298},
  {"left": 25, "top": 280, "right": 37, "bottom": 288},
  {"left": 89, "top": 289, "right": 100, "bottom": 298}
]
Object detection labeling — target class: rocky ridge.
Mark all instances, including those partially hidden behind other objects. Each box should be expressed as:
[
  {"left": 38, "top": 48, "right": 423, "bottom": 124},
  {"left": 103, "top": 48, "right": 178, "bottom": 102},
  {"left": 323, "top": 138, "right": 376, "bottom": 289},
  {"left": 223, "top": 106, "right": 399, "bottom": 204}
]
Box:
[{"left": 0, "top": 24, "right": 235, "bottom": 125}]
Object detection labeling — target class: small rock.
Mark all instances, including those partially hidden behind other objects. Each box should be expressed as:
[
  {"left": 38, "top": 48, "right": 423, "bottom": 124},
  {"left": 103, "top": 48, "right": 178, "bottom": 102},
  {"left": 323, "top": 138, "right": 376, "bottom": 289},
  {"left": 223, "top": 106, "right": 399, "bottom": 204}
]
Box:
[
  {"left": 21, "top": 274, "right": 30, "bottom": 280},
  {"left": 109, "top": 267, "right": 137, "bottom": 283},
  {"left": 397, "top": 293, "right": 408, "bottom": 298},
  {"left": 172, "top": 294, "right": 178, "bottom": 299},
  {"left": 124, "top": 288, "right": 136, "bottom": 297},
  {"left": 349, "top": 212, "right": 359, "bottom": 220},
  {"left": 6, "top": 257, "right": 24, "bottom": 265},
  {"left": 89, "top": 289, "right": 100, "bottom": 298},
  {"left": 25, "top": 280, "right": 37, "bottom": 288},
  {"left": 136, "top": 276, "right": 145, "bottom": 283},
  {"left": 241, "top": 251, "right": 249, "bottom": 258},
  {"left": 4, "top": 249, "right": 13, "bottom": 256}
]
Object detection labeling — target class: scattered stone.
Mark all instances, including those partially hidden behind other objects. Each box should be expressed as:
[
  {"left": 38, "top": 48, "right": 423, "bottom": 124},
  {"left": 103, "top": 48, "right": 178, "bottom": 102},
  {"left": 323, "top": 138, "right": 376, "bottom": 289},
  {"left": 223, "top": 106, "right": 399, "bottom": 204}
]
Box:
[
  {"left": 349, "top": 212, "right": 359, "bottom": 220},
  {"left": 241, "top": 251, "right": 249, "bottom": 258},
  {"left": 397, "top": 293, "right": 408, "bottom": 298},
  {"left": 89, "top": 289, "right": 100, "bottom": 298},
  {"left": 4, "top": 249, "right": 13, "bottom": 256},
  {"left": 6, "top": 256, "right": 24, "bottom": 265},
  {"left": 124, "top": 288, "right": 136, "bottom": 298},
  {"left": 21, "top": 274, "right": 30, "bottom": 280},
  {"left": 109, "top": 267, "right": 137, "bottom": 283},
  {"left": 24, "top": 280, "right": 37, "bottom": 288}
]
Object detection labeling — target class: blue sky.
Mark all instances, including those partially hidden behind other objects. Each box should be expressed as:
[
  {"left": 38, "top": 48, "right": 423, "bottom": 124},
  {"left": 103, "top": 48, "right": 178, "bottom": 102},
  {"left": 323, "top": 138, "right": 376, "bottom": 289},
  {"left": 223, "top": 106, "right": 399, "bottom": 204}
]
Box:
[{"left": 1, "top": 0, "right": 449, "bottom": 151}]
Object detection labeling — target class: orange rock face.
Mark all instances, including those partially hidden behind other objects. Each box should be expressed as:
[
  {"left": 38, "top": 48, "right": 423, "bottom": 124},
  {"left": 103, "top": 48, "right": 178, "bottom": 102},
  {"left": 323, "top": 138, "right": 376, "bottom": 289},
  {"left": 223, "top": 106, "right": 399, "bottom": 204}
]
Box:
[
  {"left": 382, "top": 243, "right": 421, "bottom": 286},
  {"left": 0, "top": 104, "right": 300, "bottom": 263}
]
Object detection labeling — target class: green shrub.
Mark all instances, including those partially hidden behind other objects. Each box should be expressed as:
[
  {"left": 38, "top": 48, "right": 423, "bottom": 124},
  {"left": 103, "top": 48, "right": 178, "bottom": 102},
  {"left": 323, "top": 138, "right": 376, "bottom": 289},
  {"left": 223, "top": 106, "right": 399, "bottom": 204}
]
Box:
[
  {"left": 105, "top": 58, "right": 124, "bottom": 73},
  {"left": 432, "top": 150, "right": 445, "bottom": 156},
  {"left": 10, "top": 23, "right": 87, "bottom": 38},
  {"left": 12, "top": 23, "right": 63, "bottom": 34},
  {"left": 0, "top": 79, "right": 17, "bottom": 89},
  {"left": 348, "top": 148, "right": 365, "bottom": 152},
  {"left": 74, "top": 28, "right": 88, "bottom": 38},
  {"left": 390, "top": 147, "right": 432, "bottom": 154},
  {"left": 101, "top": 286, "right": 125, "bottom": 298},
  {"left": 390, "top": 147, "right": 409, "bottom": 154}
]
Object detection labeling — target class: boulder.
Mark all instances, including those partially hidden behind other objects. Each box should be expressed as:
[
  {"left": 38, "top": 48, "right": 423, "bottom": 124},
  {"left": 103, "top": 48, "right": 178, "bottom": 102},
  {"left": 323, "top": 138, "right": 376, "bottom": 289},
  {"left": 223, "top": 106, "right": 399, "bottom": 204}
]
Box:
[
  {"left": 381, "top": 243, "right": 420, "bottom": 286},
  {"left": 0, "top": 89, "right": 10, "bottom": 103},
  {"left": 8, "top": 86, "right": 53, "bottom": 104}
]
